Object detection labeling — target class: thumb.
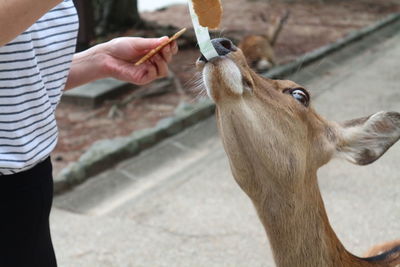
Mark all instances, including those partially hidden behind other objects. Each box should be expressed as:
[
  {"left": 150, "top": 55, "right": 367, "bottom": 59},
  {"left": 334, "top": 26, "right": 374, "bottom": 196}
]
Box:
[{"left": 132, "top": 36, "right": 169, "bottom": 52}]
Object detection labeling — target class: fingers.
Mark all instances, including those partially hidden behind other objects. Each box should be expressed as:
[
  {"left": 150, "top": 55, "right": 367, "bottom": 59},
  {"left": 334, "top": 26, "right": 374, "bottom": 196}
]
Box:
[
  {"left": 104, "top": 38, "right": 179, "bottom": 85},
  {"left": 150, "top": 54, "right": 168, "bottom": 78},
  {"left": 160, "top": 41, "right": 178, "bottom": 63},
  {"left": 144, "top": 62, "right": 158, "bottom": 83},
  {"left": 161, "top": 45, "right": 172, "bottom": 62},
  {"left": 171, "top": 41, "right": 178, "bottom": 54},
  {"left": 136, "top": 41, "right": 177, "bottom": 84},
  {"left": 132, "top": 36, "right": 169, "bottom": 52}
]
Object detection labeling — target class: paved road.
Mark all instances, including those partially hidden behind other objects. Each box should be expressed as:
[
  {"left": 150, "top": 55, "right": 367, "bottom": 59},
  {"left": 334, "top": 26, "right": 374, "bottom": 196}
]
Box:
[{"left": 53, "top": 23, "right": 400, "bottom": 267}]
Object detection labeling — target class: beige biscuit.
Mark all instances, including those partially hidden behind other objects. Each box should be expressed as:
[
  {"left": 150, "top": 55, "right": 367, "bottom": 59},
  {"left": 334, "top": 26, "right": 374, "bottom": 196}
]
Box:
[
  {"left": 192, "top": 0, "right": 223, "bottom": 30},
  {"left": 134, "top": 28, "right": 187, "bottom": 66}
]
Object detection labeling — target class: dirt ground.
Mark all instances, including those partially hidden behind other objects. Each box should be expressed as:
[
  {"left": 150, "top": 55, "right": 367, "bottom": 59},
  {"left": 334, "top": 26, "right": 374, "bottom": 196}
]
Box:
[{"left": 53, "top": 0, "right": 400, "bottom": 175}]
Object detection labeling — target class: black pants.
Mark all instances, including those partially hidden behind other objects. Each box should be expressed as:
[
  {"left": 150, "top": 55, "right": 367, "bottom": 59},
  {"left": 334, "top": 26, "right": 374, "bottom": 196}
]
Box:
[{"left": 0, "top": 157, "right": 57, "bottom": 267}]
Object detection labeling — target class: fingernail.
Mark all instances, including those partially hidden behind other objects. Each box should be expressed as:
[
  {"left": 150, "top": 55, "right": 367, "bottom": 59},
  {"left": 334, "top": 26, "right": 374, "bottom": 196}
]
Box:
[{"left": 158, "top": 36, "right": 168, "bottom": 42}]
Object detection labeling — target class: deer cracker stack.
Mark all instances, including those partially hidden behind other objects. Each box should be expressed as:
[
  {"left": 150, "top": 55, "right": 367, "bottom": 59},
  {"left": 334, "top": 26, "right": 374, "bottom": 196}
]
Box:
[
  {"left": 192, "top": 0, "right": 223, "bottom": 29},
  {"left": 136, "top": 0, "right": 223, "bottom": 65}
]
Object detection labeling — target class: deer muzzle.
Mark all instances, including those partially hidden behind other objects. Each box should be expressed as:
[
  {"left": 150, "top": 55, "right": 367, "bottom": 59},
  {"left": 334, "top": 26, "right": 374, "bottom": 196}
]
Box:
[{"left": 197, "top": 38, "right": 248, "bottom": 102}]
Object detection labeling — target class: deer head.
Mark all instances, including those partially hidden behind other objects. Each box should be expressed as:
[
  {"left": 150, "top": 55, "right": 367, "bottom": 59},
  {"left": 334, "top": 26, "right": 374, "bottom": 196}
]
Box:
[
  {"left": 196, "top": 38, "right": 400, "bottom": 266},
  {"left": 197, "top": 38, "right": 400, "bottom": 201}
]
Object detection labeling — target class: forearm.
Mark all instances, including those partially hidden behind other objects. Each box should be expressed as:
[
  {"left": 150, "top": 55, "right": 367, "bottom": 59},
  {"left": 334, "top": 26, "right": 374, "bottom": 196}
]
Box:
[{"left": 0, "top": 0, "right": 62, "bottom": 46}]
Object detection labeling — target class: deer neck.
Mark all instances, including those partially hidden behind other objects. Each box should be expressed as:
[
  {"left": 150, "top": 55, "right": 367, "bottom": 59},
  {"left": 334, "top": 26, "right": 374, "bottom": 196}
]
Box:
[
  {"left": 252, "top": 171, "right": 366, "bottom": 267},
  {"left": 216, "top": 103, "right": 377, "bottom": 267}
]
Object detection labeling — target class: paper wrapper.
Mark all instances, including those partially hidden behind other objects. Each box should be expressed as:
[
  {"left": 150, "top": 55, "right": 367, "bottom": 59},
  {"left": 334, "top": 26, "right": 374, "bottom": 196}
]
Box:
[{"left": 188, "top": 0, "right": 218, "bottom": 60}]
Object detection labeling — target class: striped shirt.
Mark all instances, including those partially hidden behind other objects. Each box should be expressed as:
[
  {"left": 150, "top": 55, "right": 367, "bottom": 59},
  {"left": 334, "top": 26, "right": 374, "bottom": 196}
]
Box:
[{"left": 0, "top": 0, "right": 78, "bottom": 175}]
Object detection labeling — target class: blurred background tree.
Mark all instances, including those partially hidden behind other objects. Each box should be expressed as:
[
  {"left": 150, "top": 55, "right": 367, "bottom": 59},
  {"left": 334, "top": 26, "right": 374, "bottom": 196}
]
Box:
[
  {"left": 92, "top": 0, "right": 144, "bottom": 35},
  {"left": 73, "top": 0, "right": 192, "bottom": 52},
  {"left": 74, "top": 0, "right": 144, "bottom": 50}
]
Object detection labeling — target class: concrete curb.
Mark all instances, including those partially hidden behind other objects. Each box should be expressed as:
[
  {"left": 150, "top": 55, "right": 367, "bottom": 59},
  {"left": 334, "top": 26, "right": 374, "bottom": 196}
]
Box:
[
  {"left": 54, "top": 12, "right": 400, "bottom": 194},
  {"left": 54, "top": 100, "right": 215, "bottom": 193},
  {"left": 62, "top": 78, "right": 137, "bottom": 108}
]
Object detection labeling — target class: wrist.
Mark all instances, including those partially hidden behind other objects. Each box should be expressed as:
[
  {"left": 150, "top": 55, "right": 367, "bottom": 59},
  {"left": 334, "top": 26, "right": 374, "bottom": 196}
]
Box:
[
  {"left": 65, "top": 44, "right": 108, "bottom": 90},
  {"left": 91, "top": 44, "right": 110, "bottom": 80},
  {"left": 80, "top": 43, "right": 110, "bottom": 79},
  {"left": 92, "top": 41, "right": 119, "bottom": 80}
]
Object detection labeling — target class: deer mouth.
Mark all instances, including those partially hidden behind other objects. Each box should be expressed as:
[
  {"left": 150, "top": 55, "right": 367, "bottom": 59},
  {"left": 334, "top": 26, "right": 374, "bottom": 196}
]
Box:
[
  {"left": 202, "top": 57, "right": 244, "bottom": 101},
  {"left": 196, "top": 38, "right": 250, "bottom": 102}
]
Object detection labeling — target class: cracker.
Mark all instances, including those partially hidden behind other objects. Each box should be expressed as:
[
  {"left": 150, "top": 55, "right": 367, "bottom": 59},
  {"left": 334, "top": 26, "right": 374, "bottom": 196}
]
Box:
[
  {"left": 134, "top": 28, "right": 187, "bottom": 66},
  {"left": 192, "top": 0, "right": 223, "bottom": 30}
]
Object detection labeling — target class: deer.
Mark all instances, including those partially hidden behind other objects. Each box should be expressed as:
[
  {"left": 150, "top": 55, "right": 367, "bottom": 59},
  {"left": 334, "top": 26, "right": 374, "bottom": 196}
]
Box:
[
  {"left": 196, "top": 38, "right": 400, "bottom": 267},
  {"left": 239, "top": 10, "right": 290, "bottom": 71}
]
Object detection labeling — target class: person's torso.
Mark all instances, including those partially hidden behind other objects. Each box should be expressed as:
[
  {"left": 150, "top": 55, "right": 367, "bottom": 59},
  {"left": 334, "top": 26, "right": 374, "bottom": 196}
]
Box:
[{"left": 0, "top": 0, "right": 78, "bottom": 174}]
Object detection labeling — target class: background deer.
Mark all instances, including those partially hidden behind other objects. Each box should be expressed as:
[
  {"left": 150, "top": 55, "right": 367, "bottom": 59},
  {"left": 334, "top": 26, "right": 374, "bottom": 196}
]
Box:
[
  {"left": 197, "top": 38, "right": 400, "bottom": 267},
  {"left": 239, "top": 10, "right": 290, "bottom": 71}
]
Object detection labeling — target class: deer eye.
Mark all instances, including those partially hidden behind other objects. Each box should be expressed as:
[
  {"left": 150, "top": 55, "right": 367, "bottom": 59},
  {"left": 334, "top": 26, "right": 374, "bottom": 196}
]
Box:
[{"left": 284, "top": 88, "right": 310, "bottom": 107}]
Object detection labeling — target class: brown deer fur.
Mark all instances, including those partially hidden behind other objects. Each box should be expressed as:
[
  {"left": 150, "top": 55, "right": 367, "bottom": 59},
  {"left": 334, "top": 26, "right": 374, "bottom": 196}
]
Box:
[{"left": 197, "top": 43, "right": 400, "bottom": 267}]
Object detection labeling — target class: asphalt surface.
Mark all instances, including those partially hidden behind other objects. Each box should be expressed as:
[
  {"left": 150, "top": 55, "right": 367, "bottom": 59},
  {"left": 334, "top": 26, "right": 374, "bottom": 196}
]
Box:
[{"left": 52, "top": 22, "right": 400, "bottom": 267}]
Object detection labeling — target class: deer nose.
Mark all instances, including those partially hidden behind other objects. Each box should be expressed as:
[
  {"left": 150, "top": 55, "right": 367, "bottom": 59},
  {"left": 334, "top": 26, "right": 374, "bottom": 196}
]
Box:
[{"left": 199, "top": 38, "right": 237, "bottom": 62}]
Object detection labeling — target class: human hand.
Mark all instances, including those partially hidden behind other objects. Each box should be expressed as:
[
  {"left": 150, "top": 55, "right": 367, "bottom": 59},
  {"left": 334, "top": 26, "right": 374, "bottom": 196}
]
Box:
[
  {"left": 98, "top": 36, "right": 178, "bottom": 85},
  {"left": 65, "top": 36, "right": 179, "bottom": 90}
]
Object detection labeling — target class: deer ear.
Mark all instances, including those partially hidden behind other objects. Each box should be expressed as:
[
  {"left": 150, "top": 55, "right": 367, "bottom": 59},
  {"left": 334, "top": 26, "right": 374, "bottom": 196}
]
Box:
[{"left": 336, "top": 111, "right": 400, "bottom": 165}]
